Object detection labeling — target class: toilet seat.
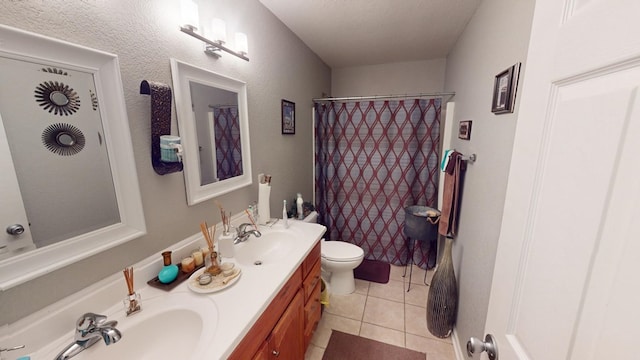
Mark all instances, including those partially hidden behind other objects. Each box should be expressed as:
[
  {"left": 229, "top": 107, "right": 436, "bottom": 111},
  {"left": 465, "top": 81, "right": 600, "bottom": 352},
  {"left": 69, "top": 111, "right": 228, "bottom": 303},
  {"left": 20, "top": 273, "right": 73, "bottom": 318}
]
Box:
[{"left": 321, "top": 241, "right": 364, "bottom": 262}]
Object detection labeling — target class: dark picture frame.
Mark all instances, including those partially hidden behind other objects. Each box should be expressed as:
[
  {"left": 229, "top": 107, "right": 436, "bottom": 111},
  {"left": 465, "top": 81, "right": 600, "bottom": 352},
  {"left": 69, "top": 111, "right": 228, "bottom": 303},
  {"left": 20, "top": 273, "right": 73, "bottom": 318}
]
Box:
[
  {"left": 281, "top": 99, "right": 295, "bottom": 134},
  {"left": 458, "top": 120, "right": 472, "bottom": 140},
  {"left": 491, "top": 63, "right": 521, "bottom": 114}
]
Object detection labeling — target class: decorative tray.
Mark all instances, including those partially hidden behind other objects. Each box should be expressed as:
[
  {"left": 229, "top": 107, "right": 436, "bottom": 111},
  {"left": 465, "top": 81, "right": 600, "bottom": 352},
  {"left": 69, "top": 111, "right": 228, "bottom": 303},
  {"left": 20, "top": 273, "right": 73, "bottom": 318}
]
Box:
[
  {"left": 147, "top": 263, "right": 205, "bottom": 291},
  {"left": 187, "top": 265, "right": 242, "bottom": 293}
]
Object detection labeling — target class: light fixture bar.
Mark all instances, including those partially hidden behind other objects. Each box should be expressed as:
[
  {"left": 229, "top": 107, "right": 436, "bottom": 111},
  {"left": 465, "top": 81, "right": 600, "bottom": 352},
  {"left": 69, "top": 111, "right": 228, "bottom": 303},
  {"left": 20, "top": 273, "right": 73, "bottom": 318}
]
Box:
[{"left": 180, "top": 26, "right": 249, "bottom": 62}]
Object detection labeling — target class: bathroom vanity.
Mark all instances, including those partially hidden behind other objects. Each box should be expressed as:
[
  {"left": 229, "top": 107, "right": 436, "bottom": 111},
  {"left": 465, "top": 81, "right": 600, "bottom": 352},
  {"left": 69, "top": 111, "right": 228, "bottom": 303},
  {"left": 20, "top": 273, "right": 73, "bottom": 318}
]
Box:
[
  {"left": 229, "top": 241, "right": 321, "bottom": 359},
  {"left": 1, "top": 218, "right": 325, "bottom": 360}
]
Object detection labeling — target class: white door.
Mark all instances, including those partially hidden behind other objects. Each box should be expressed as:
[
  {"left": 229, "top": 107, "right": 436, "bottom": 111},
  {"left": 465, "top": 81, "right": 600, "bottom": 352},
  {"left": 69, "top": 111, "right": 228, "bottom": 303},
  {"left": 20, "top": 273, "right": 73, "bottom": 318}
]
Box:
[
  {"left": 483, "top": 0, "right": 640, "bottom": 359},
  {"left": 0, "top": 113, "right": 35, "bottom": 260}
]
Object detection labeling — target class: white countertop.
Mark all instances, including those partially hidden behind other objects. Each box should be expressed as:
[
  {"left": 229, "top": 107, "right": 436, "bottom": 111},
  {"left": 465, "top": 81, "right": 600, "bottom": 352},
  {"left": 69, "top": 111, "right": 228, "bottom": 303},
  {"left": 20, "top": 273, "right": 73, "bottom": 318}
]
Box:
[{"left": 0, "top": 218, "right": 326, "bottom": 360}]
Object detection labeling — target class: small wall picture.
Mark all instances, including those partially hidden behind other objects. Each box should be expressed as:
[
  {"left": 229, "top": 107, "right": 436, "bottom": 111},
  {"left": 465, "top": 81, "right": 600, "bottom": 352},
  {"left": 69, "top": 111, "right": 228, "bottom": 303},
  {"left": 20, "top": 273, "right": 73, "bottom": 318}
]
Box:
[
  {"left": 491, "top": 63, "right": 521, "bottom": 114},
  {"left": 458, "top": 120, "right": 472, "bottom": 140},
  {"left": 281, "top": 99, "right": 295, "bottom": 134}
]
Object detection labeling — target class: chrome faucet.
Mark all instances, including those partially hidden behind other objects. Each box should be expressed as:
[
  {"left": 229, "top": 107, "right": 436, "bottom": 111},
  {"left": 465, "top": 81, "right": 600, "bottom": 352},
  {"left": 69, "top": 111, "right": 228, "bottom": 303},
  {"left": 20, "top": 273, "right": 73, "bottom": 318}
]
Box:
[
  {"left": 234, "top": 223, "right": 262, "bottom": 244},
  {"left": 54, "top": 312, "right": 122, "bottom": 360}
]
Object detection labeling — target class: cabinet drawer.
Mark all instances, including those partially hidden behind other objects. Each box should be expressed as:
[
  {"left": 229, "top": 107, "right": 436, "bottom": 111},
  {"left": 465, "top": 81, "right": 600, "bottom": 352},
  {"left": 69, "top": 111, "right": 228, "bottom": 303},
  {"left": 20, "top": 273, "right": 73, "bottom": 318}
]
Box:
[
  {"left": 302, "top": 241, "right": 320, "bottom": 278},
  {"left": 303, "top": 259, "right": 321, "bottom": 302},
  {"left": 304, "top": 280, "right": 322, "bottom": 348}
]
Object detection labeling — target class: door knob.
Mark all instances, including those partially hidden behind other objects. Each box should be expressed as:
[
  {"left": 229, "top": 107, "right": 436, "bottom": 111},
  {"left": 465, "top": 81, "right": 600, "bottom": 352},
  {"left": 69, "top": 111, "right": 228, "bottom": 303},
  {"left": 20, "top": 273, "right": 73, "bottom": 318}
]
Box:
[
  {"left": 467, "top": 334, "right": 498, "bottom": 360},
  {"left": 6, "top": 224, "right": 25, "bottom": 236}
]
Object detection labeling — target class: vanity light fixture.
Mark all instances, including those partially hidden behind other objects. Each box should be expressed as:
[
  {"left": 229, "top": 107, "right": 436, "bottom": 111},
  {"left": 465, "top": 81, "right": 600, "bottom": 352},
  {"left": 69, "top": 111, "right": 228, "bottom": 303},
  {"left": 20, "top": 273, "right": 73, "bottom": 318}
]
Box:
[
  {"left": 181, "top": 26, "right": 250, "bottom": 61},
  {"left": 179, "top": 1, "right": 249, "bottom": 61}
]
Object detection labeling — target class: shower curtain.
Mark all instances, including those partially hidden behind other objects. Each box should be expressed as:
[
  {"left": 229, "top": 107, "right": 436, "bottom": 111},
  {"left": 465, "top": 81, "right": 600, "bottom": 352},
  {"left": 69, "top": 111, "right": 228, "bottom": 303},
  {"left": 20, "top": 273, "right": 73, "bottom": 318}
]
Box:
[
  {"left": 213, "top": 106, "right": 243, "bottom": 181},
  {"left": 314, "top": 99, "right": 440, "bottom": 268}
]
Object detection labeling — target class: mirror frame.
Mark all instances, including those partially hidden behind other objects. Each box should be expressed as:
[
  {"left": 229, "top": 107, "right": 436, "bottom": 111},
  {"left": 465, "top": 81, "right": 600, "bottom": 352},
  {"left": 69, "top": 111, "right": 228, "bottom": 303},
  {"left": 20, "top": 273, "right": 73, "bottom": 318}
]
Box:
[
  {"left": 170, "top": 58, "right": 252, "bottom": 205},
  {"left": 0, "top": 25, "right": 146, "bottom": 289}
]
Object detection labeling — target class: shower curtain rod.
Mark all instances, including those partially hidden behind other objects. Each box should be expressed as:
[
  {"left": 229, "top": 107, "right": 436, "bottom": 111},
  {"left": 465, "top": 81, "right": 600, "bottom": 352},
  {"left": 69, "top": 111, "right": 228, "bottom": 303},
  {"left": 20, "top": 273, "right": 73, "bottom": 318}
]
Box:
[
  {"left": 208, "top": 104, "right": 237, "bottom": 108},
  {"left": 312, "top": 92, "right": 455, "bottom": 103}
]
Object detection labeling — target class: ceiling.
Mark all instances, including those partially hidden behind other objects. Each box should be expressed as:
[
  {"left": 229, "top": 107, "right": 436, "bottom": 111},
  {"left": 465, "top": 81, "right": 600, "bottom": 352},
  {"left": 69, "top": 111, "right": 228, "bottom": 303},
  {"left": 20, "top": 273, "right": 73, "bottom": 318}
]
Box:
[{"left": 259, "top": 0, "right": 482, "bottom": 69}]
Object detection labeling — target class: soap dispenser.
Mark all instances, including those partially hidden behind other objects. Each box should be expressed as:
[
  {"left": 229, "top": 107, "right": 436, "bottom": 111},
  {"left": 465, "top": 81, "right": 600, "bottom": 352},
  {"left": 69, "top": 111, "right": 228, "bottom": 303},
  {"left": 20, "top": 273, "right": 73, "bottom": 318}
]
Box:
[
  {"left": 283, "top": 200, "right": 289, "bottom": 229},
  {"left": 296, "top": 193, "right": 304, "bottom": 219},
  {"left": 158, "top": 251, "right": 179, "bottom": 284}
]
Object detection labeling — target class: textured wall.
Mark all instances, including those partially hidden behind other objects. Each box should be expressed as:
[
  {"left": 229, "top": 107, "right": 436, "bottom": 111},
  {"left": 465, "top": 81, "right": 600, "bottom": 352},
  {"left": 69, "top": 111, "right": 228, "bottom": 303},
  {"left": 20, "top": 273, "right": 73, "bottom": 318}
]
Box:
[
  {"left": 0, "top": 0, "right": 330, "bottom": 325},
  {"left": 442, "top": 0, "right": 535, "bottom": 355},
  {"left": 331, "top": 59, "right": 446, "bottom": 97}
]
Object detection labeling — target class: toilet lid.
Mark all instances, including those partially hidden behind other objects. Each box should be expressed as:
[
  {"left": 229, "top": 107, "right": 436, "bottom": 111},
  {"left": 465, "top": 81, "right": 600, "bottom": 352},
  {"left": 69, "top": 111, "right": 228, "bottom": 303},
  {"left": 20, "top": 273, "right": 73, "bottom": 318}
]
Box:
[{"left": 321, "top": 241, "right": 364, "bottom": 262}]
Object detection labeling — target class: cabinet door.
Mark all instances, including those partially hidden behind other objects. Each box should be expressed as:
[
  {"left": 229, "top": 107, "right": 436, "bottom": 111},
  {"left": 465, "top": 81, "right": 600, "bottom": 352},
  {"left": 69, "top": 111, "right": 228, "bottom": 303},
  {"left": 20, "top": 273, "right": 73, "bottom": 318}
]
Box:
[
  {"left": 304, "top": 280, "right": 322, "bottom": 349},
  {"left": 269, "top": 290, "right": 304, "bottom": 360},
  {"left": 302, "top": 259, "right": 321, "bottom": 302},
  {"left": 252, "top": 340, "right": 270, "bottom": 360}
]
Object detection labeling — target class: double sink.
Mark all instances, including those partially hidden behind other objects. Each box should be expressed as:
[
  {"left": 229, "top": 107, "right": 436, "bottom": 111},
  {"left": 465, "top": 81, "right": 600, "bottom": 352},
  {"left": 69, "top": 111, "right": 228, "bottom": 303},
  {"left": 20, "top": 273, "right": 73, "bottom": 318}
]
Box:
[{"left": 22, "top": 221, "right": 322, "bottom": 360}]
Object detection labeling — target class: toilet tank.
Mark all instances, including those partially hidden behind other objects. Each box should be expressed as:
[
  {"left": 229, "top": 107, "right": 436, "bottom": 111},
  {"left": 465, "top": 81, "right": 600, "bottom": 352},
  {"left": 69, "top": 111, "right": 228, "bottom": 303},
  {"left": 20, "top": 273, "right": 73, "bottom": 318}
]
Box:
[{"left": 302, "top": 211, "right": 318, "bottom": 223}]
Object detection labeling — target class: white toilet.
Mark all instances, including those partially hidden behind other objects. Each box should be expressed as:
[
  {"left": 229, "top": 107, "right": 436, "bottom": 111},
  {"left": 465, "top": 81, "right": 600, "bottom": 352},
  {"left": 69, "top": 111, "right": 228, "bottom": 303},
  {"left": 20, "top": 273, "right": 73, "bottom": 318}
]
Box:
[{"left": 301, "top": 211, "right": 365, "bottom": 295}]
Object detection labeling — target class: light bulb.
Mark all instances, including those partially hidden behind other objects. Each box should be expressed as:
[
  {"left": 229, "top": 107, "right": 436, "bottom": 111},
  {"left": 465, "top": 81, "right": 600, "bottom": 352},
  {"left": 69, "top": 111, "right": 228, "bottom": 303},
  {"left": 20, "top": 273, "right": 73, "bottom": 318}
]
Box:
[
  {"left": 235, "top": 32, "right": 248, "bottom": 55},
  {"left": 210, "top": 18, "right": 227, "bottom": 44},
  {"left": 180, "top": 0, "right": 199, "bottom": 30}
]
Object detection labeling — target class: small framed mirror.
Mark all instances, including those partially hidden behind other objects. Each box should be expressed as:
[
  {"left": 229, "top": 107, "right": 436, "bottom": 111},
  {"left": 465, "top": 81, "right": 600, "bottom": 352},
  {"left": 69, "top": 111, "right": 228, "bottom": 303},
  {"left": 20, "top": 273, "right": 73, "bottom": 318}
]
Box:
[{"left": 170, "top": 59, "right": 252, "bottom": 205}]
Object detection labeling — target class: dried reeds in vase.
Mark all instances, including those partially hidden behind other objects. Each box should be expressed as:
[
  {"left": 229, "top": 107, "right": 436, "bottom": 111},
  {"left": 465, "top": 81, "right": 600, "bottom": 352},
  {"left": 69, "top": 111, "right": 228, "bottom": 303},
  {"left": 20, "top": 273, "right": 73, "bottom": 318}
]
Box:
[
  {"left": 426, "top": 237, "right": 458, "bottom": 338},
  {"left": 123, "top": 267, "right": 141, "bottom": 315},
  {"left": 200, "top": 221, "right": 221, "bottom": 276}
]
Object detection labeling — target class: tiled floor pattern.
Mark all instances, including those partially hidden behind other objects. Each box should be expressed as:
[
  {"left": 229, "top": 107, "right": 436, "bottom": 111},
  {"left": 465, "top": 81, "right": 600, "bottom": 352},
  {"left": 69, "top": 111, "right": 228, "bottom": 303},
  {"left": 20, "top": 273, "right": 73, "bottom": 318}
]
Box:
[{"left": 305, "top": 264, "right": 456, "bottom": 360}]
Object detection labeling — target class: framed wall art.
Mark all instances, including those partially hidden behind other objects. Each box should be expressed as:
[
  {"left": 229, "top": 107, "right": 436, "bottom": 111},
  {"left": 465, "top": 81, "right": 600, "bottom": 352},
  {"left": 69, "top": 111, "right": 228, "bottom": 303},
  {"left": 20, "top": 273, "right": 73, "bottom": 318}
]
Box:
[
  {"left": 458, "top": 120, "right": 472, "bottom": 140},
  {"left": 491, "top": 62, "right": 521, "bottom": 114},
  {"left": 281, "top": 99, "right": 295, "bottom": 134}
]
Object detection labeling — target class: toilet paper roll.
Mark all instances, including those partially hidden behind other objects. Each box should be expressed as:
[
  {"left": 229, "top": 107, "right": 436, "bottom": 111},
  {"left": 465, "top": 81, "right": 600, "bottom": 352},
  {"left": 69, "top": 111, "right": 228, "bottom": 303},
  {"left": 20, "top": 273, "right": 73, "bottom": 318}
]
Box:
[{"left": 258, "top": 183, "right": 271, "bottom": 224}]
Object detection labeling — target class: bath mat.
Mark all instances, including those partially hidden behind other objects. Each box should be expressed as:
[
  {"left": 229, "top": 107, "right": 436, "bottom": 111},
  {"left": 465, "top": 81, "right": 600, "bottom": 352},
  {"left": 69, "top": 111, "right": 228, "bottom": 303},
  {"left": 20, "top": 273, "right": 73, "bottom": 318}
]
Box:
[
  {"left": 322, "top": 330, "right": 426, "bottom": 360},
  {"left": 354, "top": 259, "right": 390, "bottom": 284}
]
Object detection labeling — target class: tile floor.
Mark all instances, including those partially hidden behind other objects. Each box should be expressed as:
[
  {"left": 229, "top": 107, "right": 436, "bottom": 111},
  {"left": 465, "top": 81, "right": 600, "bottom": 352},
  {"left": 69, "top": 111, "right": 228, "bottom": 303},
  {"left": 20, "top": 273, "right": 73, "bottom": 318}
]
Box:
[{"left": 304, "top": 264, "right": 456, "bottom": 360}]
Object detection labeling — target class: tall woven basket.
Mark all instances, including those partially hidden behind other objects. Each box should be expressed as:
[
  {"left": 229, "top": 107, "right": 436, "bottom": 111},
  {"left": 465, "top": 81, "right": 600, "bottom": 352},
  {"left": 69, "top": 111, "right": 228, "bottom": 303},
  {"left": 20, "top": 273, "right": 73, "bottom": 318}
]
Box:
[{"left": 426, "top": 237, "right": 458, "bottom": 338}]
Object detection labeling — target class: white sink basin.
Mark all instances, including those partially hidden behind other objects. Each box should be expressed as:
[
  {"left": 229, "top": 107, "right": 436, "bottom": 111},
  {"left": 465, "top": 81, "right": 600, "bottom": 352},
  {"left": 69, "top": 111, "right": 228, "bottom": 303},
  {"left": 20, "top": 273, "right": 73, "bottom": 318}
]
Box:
[
  {"left": 234, "top": 229, "right": 298, "bottom": 266},
  {"left": 35, "top": 292, "right": 217, "bottom": 360}
]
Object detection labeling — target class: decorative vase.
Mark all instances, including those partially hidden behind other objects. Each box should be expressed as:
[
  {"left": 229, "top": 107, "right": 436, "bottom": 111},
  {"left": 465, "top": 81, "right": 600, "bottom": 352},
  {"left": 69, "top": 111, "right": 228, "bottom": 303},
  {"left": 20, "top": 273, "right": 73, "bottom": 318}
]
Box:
[
  {"left": 426, "top": 237, "right": 458, "bottom": 338},
  {"left": 158, "top": 251, "right": 179, "bottom": 284}
]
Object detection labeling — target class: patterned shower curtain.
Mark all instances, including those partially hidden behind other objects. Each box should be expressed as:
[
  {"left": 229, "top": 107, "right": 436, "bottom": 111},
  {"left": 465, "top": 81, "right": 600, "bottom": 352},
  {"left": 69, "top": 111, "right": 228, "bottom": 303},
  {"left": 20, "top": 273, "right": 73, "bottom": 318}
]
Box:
[
  {"left": 213, "top": 106, "right": 243, "bottom": 181},
  {"left": 314, "top": 99, "right": 440, "bottom": 267}
]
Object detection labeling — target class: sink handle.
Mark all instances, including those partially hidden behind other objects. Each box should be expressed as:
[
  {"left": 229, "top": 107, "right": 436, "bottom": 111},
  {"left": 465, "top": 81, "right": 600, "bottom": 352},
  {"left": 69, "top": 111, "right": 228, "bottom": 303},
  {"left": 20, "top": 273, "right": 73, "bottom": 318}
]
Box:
[
  {"left": 76, "top": 313, "right": 107, "bottom": 331},
  {"left": 237, "top": 223, "right": 251, "bottom": 233}
]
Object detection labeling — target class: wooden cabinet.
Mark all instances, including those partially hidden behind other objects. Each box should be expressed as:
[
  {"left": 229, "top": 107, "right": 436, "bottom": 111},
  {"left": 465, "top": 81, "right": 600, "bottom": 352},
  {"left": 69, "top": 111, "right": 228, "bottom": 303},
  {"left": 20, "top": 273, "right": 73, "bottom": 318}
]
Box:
[
  {"left": 304, "top": 280, "right": 322, "bottom": 347},
  {"left": 267, "top": 290, "right": 304, "bottom": 359},
  {"left": 302, "top": 243, "right": 321, "bottom": 349},
  {"left": 252, "top": 291, "right": 304, "bottom": 360},
  {"left": 252, "top": 341, "right": 271, "bottom": 360},
  {"left": 229, "top": 241, "right": 322, "bottom": 360}
]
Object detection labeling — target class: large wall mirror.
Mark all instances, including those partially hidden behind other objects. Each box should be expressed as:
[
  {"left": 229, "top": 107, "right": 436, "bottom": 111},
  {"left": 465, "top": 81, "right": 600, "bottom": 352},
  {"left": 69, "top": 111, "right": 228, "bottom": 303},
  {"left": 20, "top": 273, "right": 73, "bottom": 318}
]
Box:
[
  {"left": 0, "top": 25, "right": 146, "bottom": 289},
  {"left": 170, "top": 59, "right": 252, "bottom": 205}
]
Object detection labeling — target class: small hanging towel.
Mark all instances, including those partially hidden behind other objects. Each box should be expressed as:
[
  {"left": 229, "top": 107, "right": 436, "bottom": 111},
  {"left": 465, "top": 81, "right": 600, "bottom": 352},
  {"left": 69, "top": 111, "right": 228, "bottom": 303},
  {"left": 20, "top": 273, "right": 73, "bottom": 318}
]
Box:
[
  {"left": 140, "top": 80, "right": 181, "bottom": 175},
  {"left": 438, "top": 151, "right": 467, "bottom": 237}
]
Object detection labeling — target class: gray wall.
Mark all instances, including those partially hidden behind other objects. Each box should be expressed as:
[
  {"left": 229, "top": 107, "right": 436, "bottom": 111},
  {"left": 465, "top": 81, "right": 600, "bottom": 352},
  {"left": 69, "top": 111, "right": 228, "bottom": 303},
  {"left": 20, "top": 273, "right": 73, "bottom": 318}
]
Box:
[
  {"left": 331, "top": 59, "right": 446, "bottom": 96},
  {"left": 442, "top": 0, "right": 535, "bottom": 354},
  {"left": 0, "top": 0, "right": 330, "bottom": 325}
]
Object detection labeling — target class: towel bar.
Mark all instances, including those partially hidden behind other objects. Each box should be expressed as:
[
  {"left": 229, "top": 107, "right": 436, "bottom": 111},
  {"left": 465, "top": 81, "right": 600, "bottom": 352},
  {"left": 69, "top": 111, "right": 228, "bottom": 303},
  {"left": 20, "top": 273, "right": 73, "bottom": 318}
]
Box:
[{"left": 462, "top": 153, "right": 476, "bottom": 163}]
